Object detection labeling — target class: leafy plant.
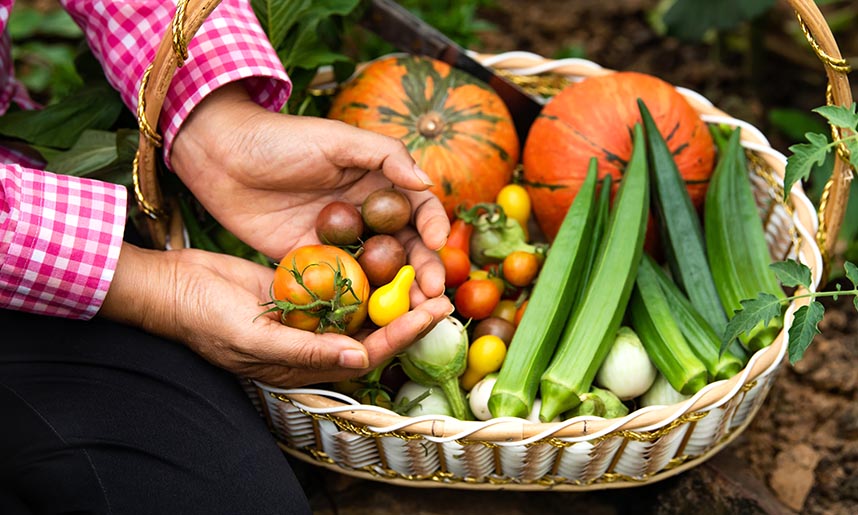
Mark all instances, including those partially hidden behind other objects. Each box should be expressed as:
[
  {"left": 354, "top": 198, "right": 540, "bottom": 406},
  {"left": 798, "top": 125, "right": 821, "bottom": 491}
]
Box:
[
  {"left": 783, "top": 104, "right": 858, "bottom": 270},
  {"left": 8, "top": 5, "right": 84, "bottom": 103},
  {"left": 722, "top": 260, "right": 858, "bottom": 364},
  {"left": 251, "top": 0, "right": 362, "bottom": 116},
  {"left": 784, "top": 103, "right": 858, "bottom": 200}
]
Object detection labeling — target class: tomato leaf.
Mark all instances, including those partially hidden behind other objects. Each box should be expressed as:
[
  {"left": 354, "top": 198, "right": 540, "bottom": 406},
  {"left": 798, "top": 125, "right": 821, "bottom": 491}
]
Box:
[
  {"left": 770, "top": 259, "right": 812, "bottom": 289},
  {"left": 845, "top": 261, "right": 858, "bottom": 290},
  {"left": 788, "top": 301, "right": 824, "bottom": 364},
  {"left": 784, "top": 132, "right": 832, "bottom": 201},
  {"left": 813, "top": 104, "right": 858, "bottom": 131},
  {"left": 721, "top": 292, "right": 783, "bottom": 351}
]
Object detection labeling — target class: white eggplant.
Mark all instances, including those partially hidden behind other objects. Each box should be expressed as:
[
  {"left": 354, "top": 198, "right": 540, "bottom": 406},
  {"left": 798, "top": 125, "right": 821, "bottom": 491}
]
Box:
[{"left": 595, "top": 326, "right": 657, "bottom": 400}]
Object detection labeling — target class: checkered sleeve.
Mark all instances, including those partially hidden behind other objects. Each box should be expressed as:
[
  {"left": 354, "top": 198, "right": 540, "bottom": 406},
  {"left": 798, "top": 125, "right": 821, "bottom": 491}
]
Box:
[
  {"left": 1, "top": 165, "right": 127, "bottom": 319},
  {"left": 60, "top": 0, "right": 291, "bottom": 168}
]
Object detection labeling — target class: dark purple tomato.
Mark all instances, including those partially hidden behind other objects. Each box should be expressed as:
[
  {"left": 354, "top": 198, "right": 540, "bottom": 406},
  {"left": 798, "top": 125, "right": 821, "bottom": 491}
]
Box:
[
  {"left": 316, "top": 201, "right": 364, "bottom": 246},
  {"left": 472, "top": 317, "right": 516, "bottom": 346},
  {"left": 358, "top": 234, "right": 407, "bottom": 286},
  {"left": 361, "top": 188, "right": 411, "bottom": 235}
]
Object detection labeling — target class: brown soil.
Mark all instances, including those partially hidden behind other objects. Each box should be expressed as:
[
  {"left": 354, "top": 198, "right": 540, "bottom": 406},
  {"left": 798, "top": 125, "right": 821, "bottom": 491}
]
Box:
[{"left": 473, "top": 1, "right": 858, "bottom": 513}]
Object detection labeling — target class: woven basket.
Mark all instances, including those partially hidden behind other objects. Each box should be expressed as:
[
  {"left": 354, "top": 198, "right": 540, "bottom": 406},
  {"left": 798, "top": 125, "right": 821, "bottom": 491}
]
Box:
[{"left": 137, "top": 0, "right": 853, "bottom": 490}]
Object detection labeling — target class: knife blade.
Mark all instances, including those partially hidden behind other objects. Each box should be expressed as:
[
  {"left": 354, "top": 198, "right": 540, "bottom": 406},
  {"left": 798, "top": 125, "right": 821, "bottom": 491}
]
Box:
[{"left": 359, "top": 0, "right": 543, "bottom": 146}]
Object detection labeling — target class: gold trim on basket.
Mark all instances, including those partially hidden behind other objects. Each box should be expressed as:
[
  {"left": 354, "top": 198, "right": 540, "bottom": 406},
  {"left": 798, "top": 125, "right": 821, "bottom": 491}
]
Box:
[
  {"left": 136, "top": 64, "right": 163, "bottom": 148},
  {"left": 131, "top": 152, "right": 167, "bottom": 219},
  {"left": 745, "top": 152, "right": 801, "bottom": 260},
  {"left": 496, "top": 69, "right": 571, "bottom": 97},
  {"left": 795, "top": 14, "right": 852, "bottom": 73},
  {"left": 274, "top": 393, "right": 425, "bottom": 440},
  {"left": 172, "top": 0, "right": 190, "bottom": 66}
]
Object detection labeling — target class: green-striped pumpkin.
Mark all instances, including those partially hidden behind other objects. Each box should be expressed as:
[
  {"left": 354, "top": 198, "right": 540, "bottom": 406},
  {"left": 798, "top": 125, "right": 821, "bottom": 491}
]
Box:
[{"left": 328, "top": 54, "right": 519, "bottom": 219}]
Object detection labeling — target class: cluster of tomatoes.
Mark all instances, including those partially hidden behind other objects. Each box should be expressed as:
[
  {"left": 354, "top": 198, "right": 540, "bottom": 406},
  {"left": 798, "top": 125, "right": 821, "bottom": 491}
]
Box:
[
  {"left": 439, "top": 183, "right": 544, "bottom": 390},
  {"left": 267, "top": 188, "right": 415, "bottom": 335},
  {"left": 442, "top": 184, "right": 541, "bottom": 318},
  {"left": 267, "top": 182, "right": 544, "bottom": 401}
]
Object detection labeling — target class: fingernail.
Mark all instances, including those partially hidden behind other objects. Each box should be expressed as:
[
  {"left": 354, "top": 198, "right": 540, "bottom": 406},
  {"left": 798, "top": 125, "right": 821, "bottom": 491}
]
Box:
[
  {"left": 412, "top": 164, "right": 433, "bottom": 186},
  {"left": 339, "top": 349, "right": 369, "bottom": 369}
]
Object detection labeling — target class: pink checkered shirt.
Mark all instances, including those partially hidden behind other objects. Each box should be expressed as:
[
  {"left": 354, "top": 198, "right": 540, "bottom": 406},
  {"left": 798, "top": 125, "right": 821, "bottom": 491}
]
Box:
[{"left": 1, "top": 0, "right": 291, "bottom": 319}]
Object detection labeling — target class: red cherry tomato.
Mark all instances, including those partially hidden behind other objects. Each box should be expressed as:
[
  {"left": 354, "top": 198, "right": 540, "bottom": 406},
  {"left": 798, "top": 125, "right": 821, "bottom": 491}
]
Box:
[
  {"left": 454, "top": 279, "right": 502, "bottom": 320},
  {"left": 438, "top": 246, "right": 471, "bottom": 289}
]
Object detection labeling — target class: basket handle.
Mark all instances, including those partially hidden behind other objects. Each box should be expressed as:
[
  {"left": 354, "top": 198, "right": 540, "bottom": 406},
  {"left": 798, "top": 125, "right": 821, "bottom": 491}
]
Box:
[
  {"left": 787, "top": 0, "right": 854, "bottom": 268},
  {"left": 132, "top": 0, "right": 224, "bottom": 249}
]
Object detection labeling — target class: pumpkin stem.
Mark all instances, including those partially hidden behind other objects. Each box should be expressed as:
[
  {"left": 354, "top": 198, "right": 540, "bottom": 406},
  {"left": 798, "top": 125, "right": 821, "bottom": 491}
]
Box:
[{"left": 417, "top": 112, "right": 445, "bottom": 139}]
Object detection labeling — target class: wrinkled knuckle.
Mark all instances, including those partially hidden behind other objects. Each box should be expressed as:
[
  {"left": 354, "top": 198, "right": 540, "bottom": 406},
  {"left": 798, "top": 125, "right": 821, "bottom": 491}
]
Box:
[{"left": 297, "top": 341, "right": 329, "bottom": 370}]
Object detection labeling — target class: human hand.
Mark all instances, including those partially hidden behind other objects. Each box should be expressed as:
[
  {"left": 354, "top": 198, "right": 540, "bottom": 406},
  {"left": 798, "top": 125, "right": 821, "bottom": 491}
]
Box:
[
  {"left": 99, "top": 243, "right": 454, "bottom": 387},
  {"left": 170, "top": 82, "right": 451, "bottom": 302}
]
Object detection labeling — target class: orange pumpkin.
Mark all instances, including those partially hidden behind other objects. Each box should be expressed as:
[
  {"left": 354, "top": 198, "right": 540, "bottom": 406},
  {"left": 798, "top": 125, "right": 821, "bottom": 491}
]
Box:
[
  {"left": 522, "top": 71, "right": 715, "bottom": 241},
  {"left": 328, "top": 54, "right": 519, "bottom": 219}
]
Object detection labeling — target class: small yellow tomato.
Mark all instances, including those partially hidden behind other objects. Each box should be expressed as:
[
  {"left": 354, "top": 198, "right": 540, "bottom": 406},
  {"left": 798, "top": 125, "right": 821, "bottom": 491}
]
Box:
[
  {"left": 468, "top": 269, "right": 505, "bottom": 295},
  {"left": 460, "top": 335, "right": 507, "bottom": 390},
  {"left": 368, "top": 265, "right": 414, "bottom": 326},
  {"left": 491, "top": 299, "right": 518, "bottom": 324},
  {"left": 496, "top": 184, "right": 531, "bottom": 237}
]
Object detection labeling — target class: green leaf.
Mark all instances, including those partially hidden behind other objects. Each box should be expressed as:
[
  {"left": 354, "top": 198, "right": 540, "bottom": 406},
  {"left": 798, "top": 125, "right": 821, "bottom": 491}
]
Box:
[
  {"left": 787, "top": 301, "right": 824, "bottom": 364},
  {"left": 784, "top": 132, "right": 832, "bottom": 201},
  {"left": 845, "top": 261, "right": 858, "bottom": 289},
  {"left": 46, "top": 129, "right": 137, "bottom": 187},
  {"left": 722, "top": 292, "right": 784, "bottom": 349},
  {"left": 46, "top": 130, "right": 118, "bottom": 176},
  {"left": 662, "top": 0, "right": 775, "bottom": 42},
  {"left": 770, "top": 260, "right": 812, "bottom": 289},
  {"left": 7, "top": 7, "right": 42, "bottom": 39},
  {"left": 251, "top": 0, "right": 310, "bottom": 50},
  {"left": 0, "top": 85, "right": 122, "bottom": 148},
  {"left": 275, "top": 0, "right": 358, "bottom": 71},
  {"left": 36, "top": 9, "right": 84, "bottom": 38},
  {"left": 287, "top": 48, "right": 351, "bottom": 72},
  {"left": 813, "top": 104, "right": 858, "bottom": 131}
]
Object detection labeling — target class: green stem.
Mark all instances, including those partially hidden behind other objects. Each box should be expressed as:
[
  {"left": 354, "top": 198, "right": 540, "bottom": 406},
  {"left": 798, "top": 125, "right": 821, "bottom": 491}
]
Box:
[
  {"left": 438, "top": 377, "right": 471, "bottom": 421},
  {"left": 788, "top": 289, "right": 858, "bottom": 302}
]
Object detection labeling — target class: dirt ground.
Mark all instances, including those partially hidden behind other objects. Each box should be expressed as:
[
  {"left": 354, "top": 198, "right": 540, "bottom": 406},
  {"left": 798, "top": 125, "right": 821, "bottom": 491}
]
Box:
[{"left": 472, "top": 1, "right": 858, "bottom": 513}]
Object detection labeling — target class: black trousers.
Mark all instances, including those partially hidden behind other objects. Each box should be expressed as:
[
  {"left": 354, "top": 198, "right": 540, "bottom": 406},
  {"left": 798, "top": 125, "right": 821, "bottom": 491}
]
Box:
[{"left": 0, "top": 309, "right": 311, "bottom": 515}]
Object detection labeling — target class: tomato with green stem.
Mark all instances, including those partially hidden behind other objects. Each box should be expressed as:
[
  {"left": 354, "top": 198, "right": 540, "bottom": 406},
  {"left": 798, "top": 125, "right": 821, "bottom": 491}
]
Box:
[
  {"left": 469, "top": 268, "right": 505, "bottom": 296},
  {"left": 265, "top": 245, "right": 370, "bottom": 335}
]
